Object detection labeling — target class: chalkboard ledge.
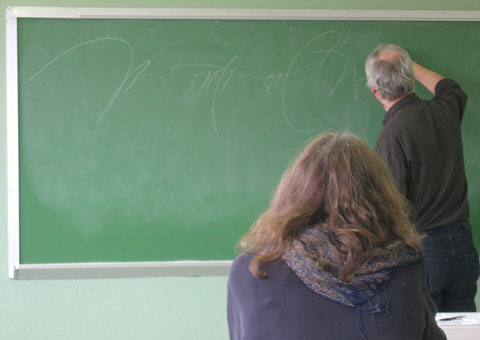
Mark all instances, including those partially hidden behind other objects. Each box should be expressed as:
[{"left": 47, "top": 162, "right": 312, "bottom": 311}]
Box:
[{"left": 11, "top": 261, "right": 232, "bottom": 280}]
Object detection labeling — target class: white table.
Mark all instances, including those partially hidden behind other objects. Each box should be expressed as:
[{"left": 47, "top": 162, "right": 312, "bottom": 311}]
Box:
[{"left": 437, "top": 313, "right": 480, "bottom": 340}]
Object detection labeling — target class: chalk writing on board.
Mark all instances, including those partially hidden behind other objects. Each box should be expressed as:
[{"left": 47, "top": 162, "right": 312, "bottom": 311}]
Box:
[
  {"left": 352, "top": 67, "right": 367, "bottom": 100},
  {"left": 97, "top": 58, "right": 153, "bottom": 125},
  {"left": 264, "top": 73, "right": 284, "bottom": 94},
  {"left": 211, "top": 56, "right": 237, "bottom": 139},
  {"left": 28, "top": 37, "right": 154, "bottom": 125},
  {"left": 28, "top": 37, "right": 130, "bottom": 82},
  {"left": 282, "top": 31, "right": 348, "bottom": 133},
  {"left": 29, "top": 33, "right": 364, "bottom": 136},
  {"left": 170, "top": 65, "right": 225, "bottom": 97},
  {"left": 173, "top": 57, "right": 238, "bottom": 140}
]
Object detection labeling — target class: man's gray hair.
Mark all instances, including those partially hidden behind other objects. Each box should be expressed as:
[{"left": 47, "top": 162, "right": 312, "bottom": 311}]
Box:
[{"left": 365, "top": 44, "right": 415, "bottom": 101}]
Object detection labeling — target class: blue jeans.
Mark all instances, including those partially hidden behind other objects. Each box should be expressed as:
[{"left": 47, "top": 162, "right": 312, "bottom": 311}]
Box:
[{"left": 422, "top": 222, "right": 480, "bottom": 312}]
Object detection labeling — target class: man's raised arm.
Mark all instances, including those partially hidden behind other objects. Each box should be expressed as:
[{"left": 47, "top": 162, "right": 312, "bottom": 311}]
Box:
[{"left": 412, "top": 61, "right": 445, "bottom": 94}]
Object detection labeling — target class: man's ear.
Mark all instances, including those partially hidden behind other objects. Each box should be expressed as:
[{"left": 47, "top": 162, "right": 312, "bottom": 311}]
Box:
[{"left": 370, "top": 86, "right": 377, "bottom": 95}]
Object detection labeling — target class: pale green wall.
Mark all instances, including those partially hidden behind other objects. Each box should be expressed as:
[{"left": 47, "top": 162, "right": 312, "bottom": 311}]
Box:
[{"left": 1, "top": 1, "right": 480, "bottom": 340}]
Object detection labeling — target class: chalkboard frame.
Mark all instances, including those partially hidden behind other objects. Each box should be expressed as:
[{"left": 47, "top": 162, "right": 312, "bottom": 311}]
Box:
[{"left": 7, "top": 7, "right": 480, "bottom": 279}]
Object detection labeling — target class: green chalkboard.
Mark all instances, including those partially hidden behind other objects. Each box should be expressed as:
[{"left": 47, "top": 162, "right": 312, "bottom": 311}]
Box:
[{"left": 17, "top": 18, "right": 480, "bottom": 264}]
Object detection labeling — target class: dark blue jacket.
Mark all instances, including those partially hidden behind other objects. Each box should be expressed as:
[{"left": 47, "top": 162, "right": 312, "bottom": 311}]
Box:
[{"left": 227, "top": 253, "right": 445, "bottom": 340}]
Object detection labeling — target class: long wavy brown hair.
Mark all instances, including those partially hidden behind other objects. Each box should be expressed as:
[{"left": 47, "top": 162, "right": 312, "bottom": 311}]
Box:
[{"left": 239, "top": 132, "right": 422, "bottom": 281}]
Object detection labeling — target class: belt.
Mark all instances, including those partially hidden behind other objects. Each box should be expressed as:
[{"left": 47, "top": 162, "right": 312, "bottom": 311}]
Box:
[{"left": 425, "top": 222, "right": 470, "bottom": 235}]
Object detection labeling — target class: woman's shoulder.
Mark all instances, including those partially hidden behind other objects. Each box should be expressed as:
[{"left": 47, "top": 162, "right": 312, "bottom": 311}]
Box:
[
  {"left": 228, "top": 253, "right": 258, "bottom": 295},
  {"left": 229, "top": 253, "right": 290, "bottom": 284},
  {"left": 232, "top": 252, "right": 254, "bottom": 265},
  {"left": 229, "top": 253, "right": 253, "bottom": 280}
]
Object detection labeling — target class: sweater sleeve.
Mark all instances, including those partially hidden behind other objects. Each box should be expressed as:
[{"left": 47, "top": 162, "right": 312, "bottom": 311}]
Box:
[
  {"left": 433, "top": 78, "right": 468, "bottom": 123},
  {"left": 227, "top": 253, "right": 256, "bottom": 340},
  {"left": 227, "top": 256, "right": 244, "bottom": 340},
  {"left": 227, "top": 283, "right": 238, "bottom": 340}
]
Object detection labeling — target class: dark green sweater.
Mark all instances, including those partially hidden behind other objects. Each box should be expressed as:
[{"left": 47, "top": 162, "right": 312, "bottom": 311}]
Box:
[{"left": 375, "top": 79, "right": 468, "bottom": 231}]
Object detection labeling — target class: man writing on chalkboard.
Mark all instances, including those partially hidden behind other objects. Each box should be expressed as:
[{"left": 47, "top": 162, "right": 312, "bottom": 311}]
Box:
[{"left": 365, "top": 44, "right": 479, "bottom": 312}]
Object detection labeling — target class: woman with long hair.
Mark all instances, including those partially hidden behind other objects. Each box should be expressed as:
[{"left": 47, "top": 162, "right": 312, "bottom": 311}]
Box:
[{"left": 227, "top": 132, "right": 445, "bottom": 340}]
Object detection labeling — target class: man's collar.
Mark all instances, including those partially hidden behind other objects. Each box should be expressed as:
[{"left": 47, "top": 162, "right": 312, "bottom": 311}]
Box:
[{"left": 382, "top": 93, "right": 419, "bottom": 126}]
